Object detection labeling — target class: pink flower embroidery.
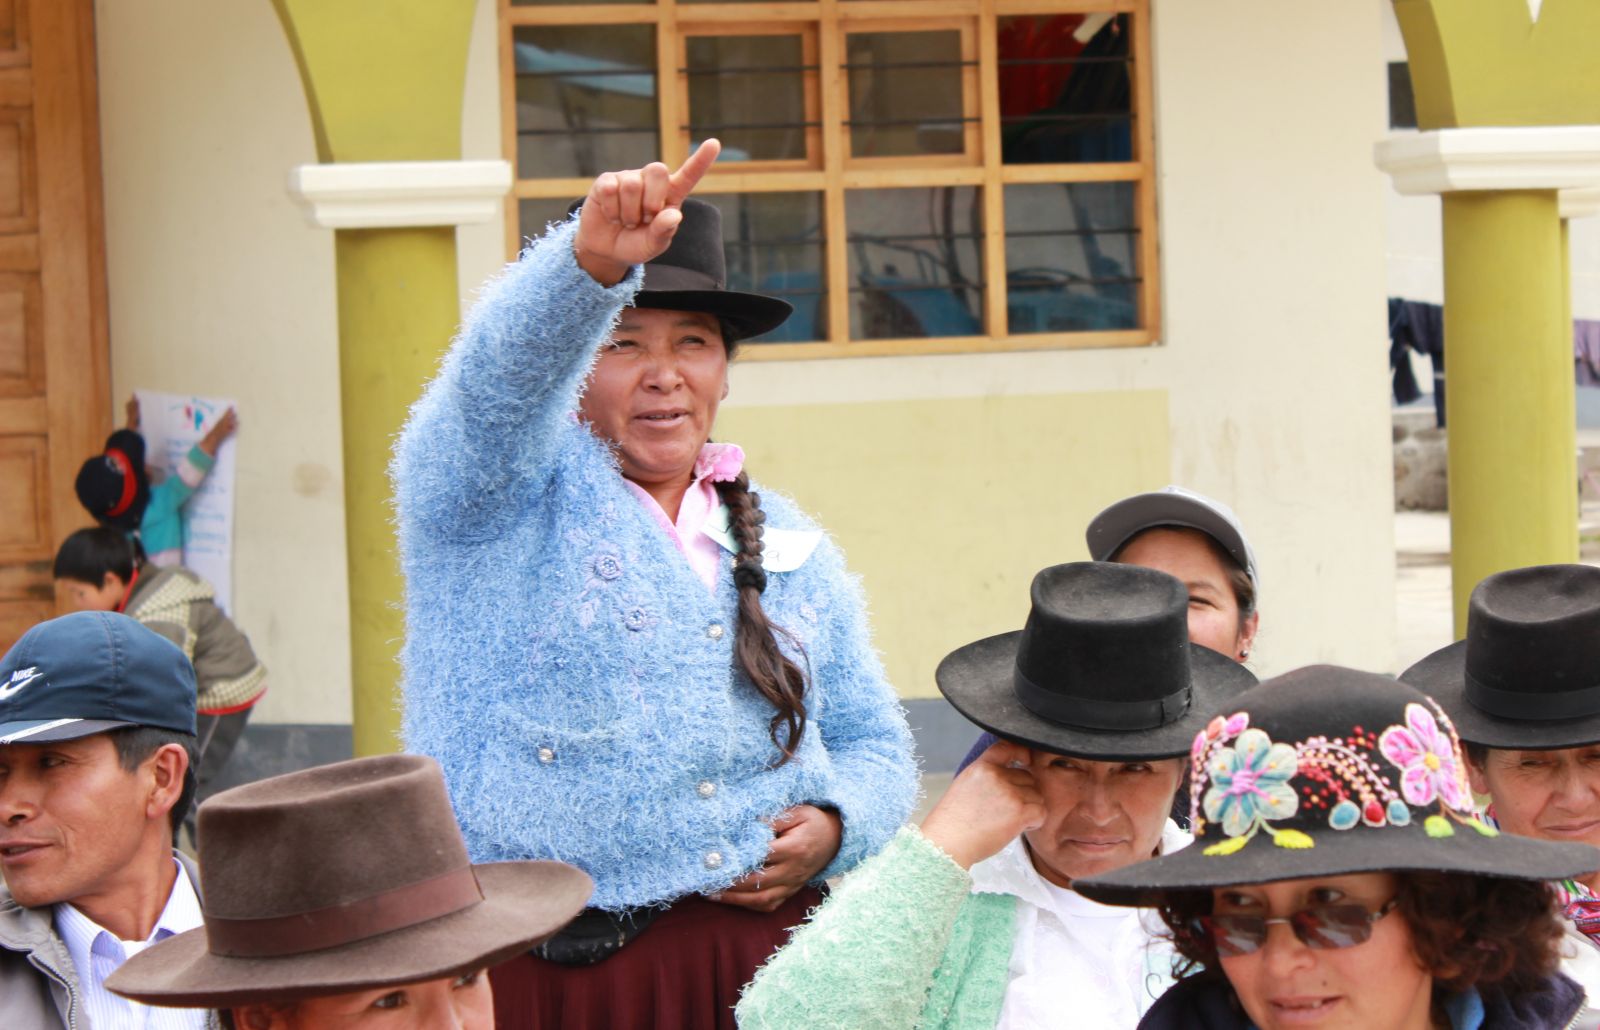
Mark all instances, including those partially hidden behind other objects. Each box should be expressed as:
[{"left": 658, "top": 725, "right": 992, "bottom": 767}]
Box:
[
  {"left": 695, "top": 443, "right": 745, "bottom": 483},
  {"left": 1379, "top": 703, "right": 1469, "bottom": 811}
]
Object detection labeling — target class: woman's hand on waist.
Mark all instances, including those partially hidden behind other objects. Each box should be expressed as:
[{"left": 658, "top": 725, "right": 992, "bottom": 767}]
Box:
[
  {"left": 574, "top": 139, "right": 721, "bottom": 286},
  {"left": 707, "top": 804, "right": 843, "bottom": 913}
]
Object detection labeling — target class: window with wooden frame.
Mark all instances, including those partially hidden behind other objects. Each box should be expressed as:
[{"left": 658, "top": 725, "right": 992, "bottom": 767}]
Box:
[{"left": 500, "top": 0, "right": 1156, "bottom": 359}]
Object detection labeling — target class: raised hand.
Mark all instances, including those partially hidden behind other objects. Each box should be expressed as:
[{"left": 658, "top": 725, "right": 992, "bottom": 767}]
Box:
[
  {"left": 919, "top": 740, "right": 1045, "bottom": 870},
  {"left": 198, "top": 408, "right": 238, "bottom": 456},
  {"left": 573, "top": 139, "right": 722, "bottom": 287}
]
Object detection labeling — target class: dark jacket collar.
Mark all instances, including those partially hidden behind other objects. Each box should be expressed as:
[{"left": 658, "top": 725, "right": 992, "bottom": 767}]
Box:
[{"left": 1137, "top": 972, "right": 1587, "bottom": 1030}]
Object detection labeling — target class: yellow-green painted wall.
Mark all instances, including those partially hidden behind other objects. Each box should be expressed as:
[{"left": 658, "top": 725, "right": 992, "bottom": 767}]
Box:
[{"left": 719, "top": 391, "right": 1170, "bottom": 699}]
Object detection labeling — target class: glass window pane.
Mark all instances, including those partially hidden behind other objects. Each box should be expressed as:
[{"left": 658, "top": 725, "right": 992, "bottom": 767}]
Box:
[
  {"left": 518, "top": 198, "right": 579, "bottom": 248},
  {"left": 519, "top": 195, "right": 824, "bottom": 343},
  {"left": 686, "top": 36, "right": 810, "bottom": 163},
  {"left": 846, "top": 187, "right": 983, "bottom": 340},
  {"left": 845, "top": 31, "right": 966, "bottom": 159},
  {"left": 513, "top": 26, "right": 659, "bottom": 179},
  {"left": 1004, "top": 182, "right": 1139, "bottom": 334},
  {"left": 697, "top": 192, "right": 825, "bottom": 343},
  {"left": 997, "top": 14, "right": 1133, "bottom": 165}
]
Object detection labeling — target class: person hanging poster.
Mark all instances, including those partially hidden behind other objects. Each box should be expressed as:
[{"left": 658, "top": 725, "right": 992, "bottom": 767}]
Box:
[{"left": 133, "top": 390, "right": 239, "bottom": 612}]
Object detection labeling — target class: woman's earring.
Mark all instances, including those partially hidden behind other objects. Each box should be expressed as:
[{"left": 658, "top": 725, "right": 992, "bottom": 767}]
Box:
[{"left": 1239, "top": 648, "right": 1251, "bottom": 660}]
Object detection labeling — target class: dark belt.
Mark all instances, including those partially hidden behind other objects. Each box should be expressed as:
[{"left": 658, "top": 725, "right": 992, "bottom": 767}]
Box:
[{"left": 534, "top": 905, "right": 664, "bottom": 966}]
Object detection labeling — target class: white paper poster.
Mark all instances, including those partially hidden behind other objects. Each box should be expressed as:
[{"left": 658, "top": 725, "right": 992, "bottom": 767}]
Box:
[{"left": 133, "top": 391, "right": 237, "bottom": 613}]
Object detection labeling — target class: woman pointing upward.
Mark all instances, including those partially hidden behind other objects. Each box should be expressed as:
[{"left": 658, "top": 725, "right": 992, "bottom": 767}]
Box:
[{"left": 393, "top": 140, "right": 917, "bottom": 1029}]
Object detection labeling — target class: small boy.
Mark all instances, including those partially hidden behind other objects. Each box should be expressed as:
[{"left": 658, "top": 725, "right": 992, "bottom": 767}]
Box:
[
  {"left": 75, "top": 395, "right": 237, "bottom": 566},
  {"left": 53, "top": 525, "right": 267, "bottom": 841}
]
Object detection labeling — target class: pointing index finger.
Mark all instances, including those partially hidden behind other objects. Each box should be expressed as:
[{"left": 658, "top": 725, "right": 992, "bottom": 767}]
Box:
[{"left": 667, "top": 138, "right": 721, "bottom": 204}]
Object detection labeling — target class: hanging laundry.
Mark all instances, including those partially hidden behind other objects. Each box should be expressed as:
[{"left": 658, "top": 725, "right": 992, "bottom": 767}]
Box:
[
  {"left": 1575, "top": 319, "right": 1600, "bottom": 387},
  {"left": 1388, "top": 297, "right": 1445, "bottom": 427}
]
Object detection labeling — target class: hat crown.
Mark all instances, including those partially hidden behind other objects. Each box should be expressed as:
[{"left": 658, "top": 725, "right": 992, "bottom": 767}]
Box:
[
  {"left": 1186, "top": 666, "right": 1491, "bottom": 860},
  {"left": 644, "top": 198, "right": 725, "bottom": 288},
  {"left": 1013, "top": 562, "right": 1193, "bottom": 729},
  {"left": 199, "top": 755, "right": 472, "bottom": 925},
  {"left": 1461, "top": 564, "right": 1600, "bottom": 716},
  {"left": 566, "top": 194, "right": 793, "bottom": 341}
]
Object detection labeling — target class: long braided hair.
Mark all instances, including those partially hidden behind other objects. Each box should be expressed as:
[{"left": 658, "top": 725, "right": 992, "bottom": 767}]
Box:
[
  {"left": 711, "top": 321, "right": 810, "bottom": 764},
  {"left": 714, "top": 470, "right": 810, "bottom": 765}
]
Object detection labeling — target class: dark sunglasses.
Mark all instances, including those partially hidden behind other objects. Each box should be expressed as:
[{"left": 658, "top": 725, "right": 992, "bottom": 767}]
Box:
[{"left": 1195, "top": 897, "right": 1398, "bottom": 957}]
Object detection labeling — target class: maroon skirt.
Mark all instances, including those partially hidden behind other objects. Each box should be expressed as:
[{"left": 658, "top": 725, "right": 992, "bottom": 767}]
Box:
[{"left": 489, "top": 886, "right": 823, "bottom": 1030}]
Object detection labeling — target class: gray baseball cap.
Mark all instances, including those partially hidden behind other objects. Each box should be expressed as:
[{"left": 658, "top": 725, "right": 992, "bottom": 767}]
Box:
[{"left": 1084, "top": 485, "right": 1259, "bottom": 588}]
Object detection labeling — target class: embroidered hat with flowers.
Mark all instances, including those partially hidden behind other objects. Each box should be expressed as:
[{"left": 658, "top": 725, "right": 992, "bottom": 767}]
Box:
[{"left": 1072, "top": 665, "right": 1600, "bottom": 906}]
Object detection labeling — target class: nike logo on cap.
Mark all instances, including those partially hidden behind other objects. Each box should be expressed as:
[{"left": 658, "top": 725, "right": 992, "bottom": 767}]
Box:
[{"left": 0, "top": 667, "right": 42, "bottom": 702}]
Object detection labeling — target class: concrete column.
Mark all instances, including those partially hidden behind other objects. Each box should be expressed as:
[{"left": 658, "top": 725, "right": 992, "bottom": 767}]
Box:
[
  {"left": 1382, "top": 0, "right": 1600, "bottom": 633},
  {"left": 1440, "top": 191, "right": 1576, "bottom": 630},
  {"left": 271, "top": 0, "right": 507, "bottom": 755},
  {"left": 332, "top": 228, "right": 461, "bottom": 756}
]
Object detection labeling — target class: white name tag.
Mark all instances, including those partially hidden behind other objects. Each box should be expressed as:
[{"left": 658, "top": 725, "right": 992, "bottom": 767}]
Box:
[{"left": 702, "top": 504, "right": 822, "bottom": 573}]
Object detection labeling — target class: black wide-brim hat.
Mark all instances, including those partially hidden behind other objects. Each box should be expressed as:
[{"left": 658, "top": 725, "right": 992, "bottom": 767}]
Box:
[
  {"left": 937, "top": 562, "right": 1257, "bottom": 761},
  {"left": 107, "top": 755, "right": 592, "bottom": 1008},
  {"left": 1402, "top": 564, "right": 1600, "bottom": 751},
  {"left": 574, "top": 197, "right": 792, "bottom": 343},
  {"left": 1073, "top": 666, "right": 1600, "bottom": 908}
]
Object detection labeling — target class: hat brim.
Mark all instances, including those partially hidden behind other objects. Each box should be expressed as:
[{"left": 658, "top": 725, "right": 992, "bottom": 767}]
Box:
[
  {"left": 106, "top": 862, "right": 592, "bottom": 1009},
  {"left": 935, "top": 634, "right": 1257, "bottom": 761},
  {"left": 1401, "top": 641, "right": 1600, "bottom": 751},
  {"left": 0, "top": 718, "right": 136, "bottom": 745},
  {"left": 632, "top": 289, "right": 794, "bottom": 344},
  {"left": 1085, "top": 493, "right": 1256, "bottom": 585},
  {"left": 1073, "top": 819, "right": 1600, "bottom": 908}
]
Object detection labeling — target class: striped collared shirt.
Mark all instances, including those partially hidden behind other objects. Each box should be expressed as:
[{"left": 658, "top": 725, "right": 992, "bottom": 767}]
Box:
[{"left": 54, "top": 859, "right": 209, "bottom": 1030}]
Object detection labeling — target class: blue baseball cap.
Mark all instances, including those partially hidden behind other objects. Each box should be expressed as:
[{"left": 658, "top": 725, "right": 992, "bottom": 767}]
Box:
[{"left": 0, "top": 611, "right": 197, "bottom": 745}]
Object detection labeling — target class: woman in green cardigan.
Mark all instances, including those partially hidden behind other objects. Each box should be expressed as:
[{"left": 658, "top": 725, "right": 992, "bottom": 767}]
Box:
[{"left": 737, "top": 562, "right": 1256, "bottom": 1029}]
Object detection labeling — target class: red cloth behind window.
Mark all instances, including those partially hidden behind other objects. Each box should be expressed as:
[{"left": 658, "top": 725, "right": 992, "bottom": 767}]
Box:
[{"left": 997, "top": 15, "right": 1088, "bottom": 119}]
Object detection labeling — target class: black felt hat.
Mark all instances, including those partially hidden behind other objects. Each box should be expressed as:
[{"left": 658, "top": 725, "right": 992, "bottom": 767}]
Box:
[
  {"left": 572, "top": 197, "right": 792, "bottom": 343},
  {"left": 936, "top": 562, "right": 1257, "bottom": 761},
  {"left": 74, "top": 429, "right": 150, "bottom": 531},
  {"left": 1073, "top": 666, "right": 1600, "bottom": 907},
  {"left": 1402, "top": 564, "right": 1600, "bottom": 751}
]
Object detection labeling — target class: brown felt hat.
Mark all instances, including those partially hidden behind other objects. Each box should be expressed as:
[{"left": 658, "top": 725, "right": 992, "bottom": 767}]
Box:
[{"left": 106, "top": 754, "right": 592, "bottom": 1008}]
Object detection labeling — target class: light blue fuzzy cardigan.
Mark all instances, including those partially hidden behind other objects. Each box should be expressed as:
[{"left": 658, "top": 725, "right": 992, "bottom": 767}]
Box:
[{"left": 393, "top": 218, "right": 919, "bottom": 910}]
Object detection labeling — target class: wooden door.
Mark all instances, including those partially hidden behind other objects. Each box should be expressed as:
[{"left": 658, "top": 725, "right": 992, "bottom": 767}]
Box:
[{"left": 0, "top": 0, "right": 109, "bottom": 651}]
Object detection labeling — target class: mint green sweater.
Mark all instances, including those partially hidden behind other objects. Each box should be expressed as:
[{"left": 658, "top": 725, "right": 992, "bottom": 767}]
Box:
[{"left": 737, "top": 826, "right": 1018, "bottom": 1029}]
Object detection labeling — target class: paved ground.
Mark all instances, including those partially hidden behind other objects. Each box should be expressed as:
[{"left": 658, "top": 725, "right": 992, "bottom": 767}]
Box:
[
  {"left": 1395, "top": 502, "right": 1600, "bottom": 672},
  {"left": 915, "top": 503, "right": 1600, "bottom": 820}
]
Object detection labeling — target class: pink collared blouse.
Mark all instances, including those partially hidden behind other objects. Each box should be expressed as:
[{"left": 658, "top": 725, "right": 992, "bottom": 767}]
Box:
[{"left": 622, "top": 442, "right": 743, "bottom": 591}]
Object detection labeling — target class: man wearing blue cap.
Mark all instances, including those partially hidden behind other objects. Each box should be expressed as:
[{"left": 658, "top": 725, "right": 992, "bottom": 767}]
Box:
[{"left": 0, "top": 611, "right": 207, "bottom": 1029}]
